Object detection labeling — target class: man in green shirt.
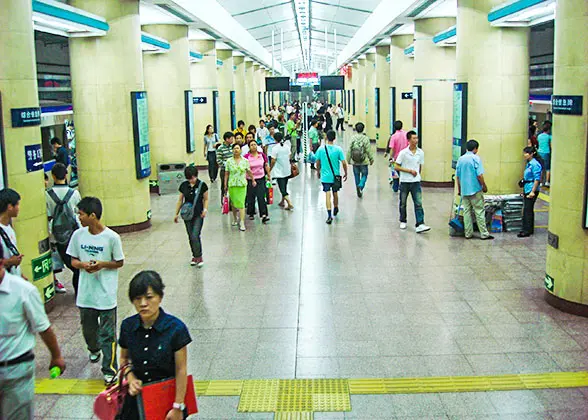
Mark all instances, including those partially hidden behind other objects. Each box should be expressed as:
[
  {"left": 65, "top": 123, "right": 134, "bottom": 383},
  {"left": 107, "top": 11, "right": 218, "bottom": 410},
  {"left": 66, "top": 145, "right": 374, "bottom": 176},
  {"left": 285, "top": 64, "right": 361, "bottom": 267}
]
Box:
[
  {"left": 346, "top": 122, "right": 374, "bottom": 198},
  {"left": 286, "top": 113, "right": 299, "bottom": 161},
  {"left": 216, "top": 132, "right": 234, "bottom": 203},
  {"left": 308, "top": 120, "right": 321, "bottom": 169}
]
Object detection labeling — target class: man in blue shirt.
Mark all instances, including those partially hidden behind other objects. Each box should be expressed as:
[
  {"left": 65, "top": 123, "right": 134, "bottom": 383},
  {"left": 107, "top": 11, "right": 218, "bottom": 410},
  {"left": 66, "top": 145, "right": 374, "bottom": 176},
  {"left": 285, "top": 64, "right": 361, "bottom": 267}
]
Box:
[
  {"left": 456, "top": 140, "right": 494, "bottom": 240},
  {"left": 537, "top": 124, "right": 551, "bottom": 187},
  {"left": 315, "top": 130, "right": 348, "bottom": 224}
]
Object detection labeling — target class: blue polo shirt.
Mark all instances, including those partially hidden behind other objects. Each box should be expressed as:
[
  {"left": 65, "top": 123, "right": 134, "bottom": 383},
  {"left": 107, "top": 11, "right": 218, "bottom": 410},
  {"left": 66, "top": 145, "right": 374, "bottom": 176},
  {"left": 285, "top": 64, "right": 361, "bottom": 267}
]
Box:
[
  {"left": 523, "top": 158, "right": 542, "bottom": 194},
  {"left": 456, "top": 151, "right": 484, "bottom": 196},
  {"left": 119, "top": 308, "right": 191, "bottom": 383}
]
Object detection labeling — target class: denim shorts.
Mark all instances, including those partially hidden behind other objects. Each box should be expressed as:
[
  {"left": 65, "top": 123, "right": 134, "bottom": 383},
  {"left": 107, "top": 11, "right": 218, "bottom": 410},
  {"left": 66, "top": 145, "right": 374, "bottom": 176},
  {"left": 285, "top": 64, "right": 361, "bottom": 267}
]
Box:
[
  {"left": 539, "top": 152, "right": 550, "bottom": 171},
  {"left": 322, "top": 182, "right": 340, "bottom": 193}
]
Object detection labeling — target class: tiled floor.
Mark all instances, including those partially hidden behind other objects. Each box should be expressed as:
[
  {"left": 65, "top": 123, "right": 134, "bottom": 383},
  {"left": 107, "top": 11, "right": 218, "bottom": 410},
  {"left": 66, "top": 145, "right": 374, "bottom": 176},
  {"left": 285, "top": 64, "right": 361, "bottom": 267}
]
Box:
[{"left": 34, "top": 130, "right": 588, "bottom": 419}]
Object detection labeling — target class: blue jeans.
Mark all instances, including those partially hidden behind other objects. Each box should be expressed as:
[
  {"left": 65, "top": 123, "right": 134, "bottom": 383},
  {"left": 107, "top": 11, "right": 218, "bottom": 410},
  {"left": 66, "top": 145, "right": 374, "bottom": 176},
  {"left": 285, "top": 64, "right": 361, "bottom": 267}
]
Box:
[
  {"left": 353, "top": 165, "right": 368, "bottom": 189},
  {"left": 399, "top": 182, "right": 425, "bottom": 226}
]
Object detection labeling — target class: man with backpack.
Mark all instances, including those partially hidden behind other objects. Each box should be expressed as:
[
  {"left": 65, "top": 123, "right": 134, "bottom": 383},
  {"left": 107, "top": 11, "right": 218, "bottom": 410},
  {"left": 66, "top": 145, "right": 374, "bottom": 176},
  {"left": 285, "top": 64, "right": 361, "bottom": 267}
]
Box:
[
  {"left": 347, "top": 122, "right": 374, "bottom": 198},
  {"left": 46, "top": 163, "right": 81, "bottom": 295}
]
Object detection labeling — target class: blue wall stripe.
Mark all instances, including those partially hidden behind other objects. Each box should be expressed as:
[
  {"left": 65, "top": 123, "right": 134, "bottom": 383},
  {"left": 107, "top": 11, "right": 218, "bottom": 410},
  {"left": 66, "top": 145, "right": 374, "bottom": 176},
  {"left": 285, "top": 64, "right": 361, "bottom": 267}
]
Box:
[
  {"left": 190, "top": 51, "right": 203, "bottom": 59},
  {"left": 32, "top": 0, "right": 109, "bottom": 32},
  {"left": 488, "top": 0, "right": 548, "bottom": 22},
  {"left": 216, "top": 59, "right": 223, "bottom": 66},
  {"left": 141, "top": 34, "right": 171, "bottom": 50},
  {"left": 404, "top": 45, "right": 414, "bottom": 55},
  {"left": 433, "top": 27, "right": 457, "bottom": 44}
]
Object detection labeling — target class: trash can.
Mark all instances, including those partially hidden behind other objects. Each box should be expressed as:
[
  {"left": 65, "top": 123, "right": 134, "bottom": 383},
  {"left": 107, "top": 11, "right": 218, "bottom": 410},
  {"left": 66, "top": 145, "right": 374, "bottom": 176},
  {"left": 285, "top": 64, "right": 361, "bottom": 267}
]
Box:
[{"left": 157, "top": 163, "right": 186, "bottom": 195}]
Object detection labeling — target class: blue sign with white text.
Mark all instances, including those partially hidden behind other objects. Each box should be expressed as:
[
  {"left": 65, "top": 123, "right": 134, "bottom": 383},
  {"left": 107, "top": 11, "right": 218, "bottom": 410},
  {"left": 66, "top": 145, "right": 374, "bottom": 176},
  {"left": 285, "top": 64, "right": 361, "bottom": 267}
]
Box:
[
  {"left": 193, "top": 97, "right": 207, "bottom": 104},
  {"left": 25, "top": 144, "right": 43, "bottom": 172}
]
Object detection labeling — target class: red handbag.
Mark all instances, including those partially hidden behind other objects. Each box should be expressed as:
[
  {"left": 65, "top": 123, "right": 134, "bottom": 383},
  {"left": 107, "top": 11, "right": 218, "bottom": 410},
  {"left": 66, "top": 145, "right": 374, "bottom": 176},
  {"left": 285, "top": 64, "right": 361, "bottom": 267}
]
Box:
[
  {"left": 93, "top": 365, "right": 129, "bottom": 420},
  {"left": 222, "top": 195, "right": 230, "bottom": 214}
]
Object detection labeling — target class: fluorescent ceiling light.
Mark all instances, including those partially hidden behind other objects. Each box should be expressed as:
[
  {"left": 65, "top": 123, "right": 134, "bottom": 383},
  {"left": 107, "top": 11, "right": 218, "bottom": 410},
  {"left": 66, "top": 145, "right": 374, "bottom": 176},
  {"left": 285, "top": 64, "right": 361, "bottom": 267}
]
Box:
[
  {"left": 140, "top": 3, "right": 184, "bottom": 25},
  {"left": 489, "top": 0, "right": 555, "bottom": 27},
  {"left": 32, "top": 0, "right": 108, "bottom": 37},
  {"left": 293, "top": 0, "right": 310, "bottom": 68},
  {"left": 188, "top": 28, "right": 215, "bottom": 40}
]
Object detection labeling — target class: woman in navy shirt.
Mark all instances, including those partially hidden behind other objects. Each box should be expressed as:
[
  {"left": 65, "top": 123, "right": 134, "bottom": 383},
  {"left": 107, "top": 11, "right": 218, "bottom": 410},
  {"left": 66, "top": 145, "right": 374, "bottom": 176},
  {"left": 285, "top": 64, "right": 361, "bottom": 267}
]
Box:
[{"left": 118, "top": 271, "right": 192, "bottom": 420}]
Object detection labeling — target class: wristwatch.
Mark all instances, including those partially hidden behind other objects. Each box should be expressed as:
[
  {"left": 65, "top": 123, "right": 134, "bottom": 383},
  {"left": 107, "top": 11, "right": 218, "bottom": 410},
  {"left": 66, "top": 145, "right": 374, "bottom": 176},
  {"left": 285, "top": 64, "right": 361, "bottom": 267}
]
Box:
[{"left": 173, "top": 402, "right": 186, "bottom": 411}]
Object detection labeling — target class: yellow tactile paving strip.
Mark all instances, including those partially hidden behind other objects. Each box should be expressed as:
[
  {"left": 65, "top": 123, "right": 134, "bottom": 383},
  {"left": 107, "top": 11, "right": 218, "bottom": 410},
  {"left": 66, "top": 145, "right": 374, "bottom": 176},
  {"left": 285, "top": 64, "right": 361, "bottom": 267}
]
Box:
[{"left": 36, "top": 372, "right": 588, "bottom": 415}]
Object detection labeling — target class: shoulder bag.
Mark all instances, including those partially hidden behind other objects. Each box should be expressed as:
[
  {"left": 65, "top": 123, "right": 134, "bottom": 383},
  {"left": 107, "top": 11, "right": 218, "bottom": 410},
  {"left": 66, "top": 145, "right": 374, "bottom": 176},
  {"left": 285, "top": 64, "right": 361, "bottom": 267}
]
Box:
[
  {"left": 325, "top": 145, "right": 342, "bottom": 190},
  {"left": 93, "top": 364, "right": 130, "bottom": 420},
  {"left": 179, "top": 181, "right": 204, "bottom": 221},
  {"left": 0, "top": 227, "right": 19, "bottom": 256}
]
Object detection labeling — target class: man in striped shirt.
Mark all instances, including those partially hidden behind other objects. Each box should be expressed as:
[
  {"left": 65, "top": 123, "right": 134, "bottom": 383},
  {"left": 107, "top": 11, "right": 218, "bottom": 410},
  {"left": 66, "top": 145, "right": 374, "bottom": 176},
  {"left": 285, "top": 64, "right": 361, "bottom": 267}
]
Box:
[{"left": 216, "top": 132, "right": 234, "bottom": 203}]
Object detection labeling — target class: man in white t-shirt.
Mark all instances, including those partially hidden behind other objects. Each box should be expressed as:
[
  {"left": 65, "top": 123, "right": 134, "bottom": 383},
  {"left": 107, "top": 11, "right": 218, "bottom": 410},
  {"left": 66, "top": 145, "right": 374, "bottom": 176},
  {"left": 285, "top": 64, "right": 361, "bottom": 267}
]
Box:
[
  {"left": 394, "top": 131, "right": 431, "bottom": 233},
  {"left": 0, "top": 189, "right": 24, "bottom": 278},
  {"left": 256, "top": 119, "right": 270, "bottom": 144},
  {"left": 67, "top": 196, "right": 124, "bottom": 384}
]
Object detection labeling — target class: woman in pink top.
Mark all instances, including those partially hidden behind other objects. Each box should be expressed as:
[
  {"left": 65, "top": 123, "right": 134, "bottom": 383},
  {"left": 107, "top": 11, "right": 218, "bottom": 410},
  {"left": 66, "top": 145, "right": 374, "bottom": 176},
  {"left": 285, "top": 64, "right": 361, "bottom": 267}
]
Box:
[
  {"left": 244, "top": 138, "right": 271, "bottom": 223},
  {"left": 387, "top": 120, "right": 408, "bottom": 192}
]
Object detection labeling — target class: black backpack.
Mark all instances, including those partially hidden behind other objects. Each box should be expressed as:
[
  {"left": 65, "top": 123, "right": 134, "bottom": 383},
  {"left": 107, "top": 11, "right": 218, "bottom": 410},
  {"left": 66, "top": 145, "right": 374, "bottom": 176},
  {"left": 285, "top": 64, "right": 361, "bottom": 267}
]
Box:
[{"left": 48, "top": 189, "right": 78, "bottom": 245}]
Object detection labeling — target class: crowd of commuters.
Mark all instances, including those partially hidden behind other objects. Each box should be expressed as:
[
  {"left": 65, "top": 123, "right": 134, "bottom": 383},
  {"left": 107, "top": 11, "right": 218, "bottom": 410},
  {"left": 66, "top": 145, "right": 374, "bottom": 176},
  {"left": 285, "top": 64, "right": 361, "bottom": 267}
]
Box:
[{"left": 0, "top": 99, "right": 552, "bottom": 419}]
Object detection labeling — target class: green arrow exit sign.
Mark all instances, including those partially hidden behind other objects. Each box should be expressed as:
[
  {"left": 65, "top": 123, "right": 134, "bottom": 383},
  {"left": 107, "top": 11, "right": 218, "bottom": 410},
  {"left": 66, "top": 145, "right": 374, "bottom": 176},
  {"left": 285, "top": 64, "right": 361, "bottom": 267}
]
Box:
[
  {"left": 32, "top": 252, "right": 52, "bottom": 282},
  {"left": 43, "top": 282, "right": 55, "bottom": 303},
  {"left": 544, "top": 274, "right": 555, "bottom": 292}
]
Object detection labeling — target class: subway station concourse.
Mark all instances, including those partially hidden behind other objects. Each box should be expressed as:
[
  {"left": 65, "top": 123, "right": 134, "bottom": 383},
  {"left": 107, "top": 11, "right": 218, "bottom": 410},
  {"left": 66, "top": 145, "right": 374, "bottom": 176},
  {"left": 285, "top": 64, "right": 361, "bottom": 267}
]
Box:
[{"left": 1, "top": 0, "right": 588, "bottom": 419}]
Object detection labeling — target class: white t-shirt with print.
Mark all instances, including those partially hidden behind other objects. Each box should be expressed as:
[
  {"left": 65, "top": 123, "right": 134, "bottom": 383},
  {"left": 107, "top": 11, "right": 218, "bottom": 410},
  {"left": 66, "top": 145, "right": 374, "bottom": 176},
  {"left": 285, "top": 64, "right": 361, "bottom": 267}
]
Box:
[
  {"left": 395, "top": 146, "right": 425, "bottom": 183},
  {"left": 66, "top": 227, "right": 125, "bottom": 310},
  {"left": 0, "top": 223, "right": 21, "bottom": 277}
]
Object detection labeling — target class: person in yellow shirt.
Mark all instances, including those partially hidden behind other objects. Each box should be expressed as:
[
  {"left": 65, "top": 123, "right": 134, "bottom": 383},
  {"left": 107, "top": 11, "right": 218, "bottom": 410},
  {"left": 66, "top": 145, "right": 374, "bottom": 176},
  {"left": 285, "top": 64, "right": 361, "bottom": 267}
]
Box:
[{"left": 233, "top": 120, "right": 247, "bottom": 138}]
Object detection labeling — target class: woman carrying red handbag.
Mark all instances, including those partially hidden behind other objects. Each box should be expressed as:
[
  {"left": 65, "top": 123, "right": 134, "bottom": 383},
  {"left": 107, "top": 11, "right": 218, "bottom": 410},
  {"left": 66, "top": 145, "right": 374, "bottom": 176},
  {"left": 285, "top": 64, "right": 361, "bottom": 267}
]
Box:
[{"left": 115, "top": 271, "right": 193, "bottom": 420}]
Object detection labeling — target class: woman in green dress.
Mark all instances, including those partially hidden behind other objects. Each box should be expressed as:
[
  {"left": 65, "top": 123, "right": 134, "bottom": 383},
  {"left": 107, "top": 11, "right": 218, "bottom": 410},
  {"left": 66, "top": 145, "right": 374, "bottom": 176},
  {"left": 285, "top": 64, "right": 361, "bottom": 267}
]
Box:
[{"left": 224, "top": 143, "right": 255, "bottom": 231}]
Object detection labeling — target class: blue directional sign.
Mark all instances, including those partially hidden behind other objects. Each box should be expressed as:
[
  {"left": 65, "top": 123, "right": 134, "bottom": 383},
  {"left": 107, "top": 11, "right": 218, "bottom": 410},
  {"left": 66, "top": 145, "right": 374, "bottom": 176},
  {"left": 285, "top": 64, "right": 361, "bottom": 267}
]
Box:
[
  {"left": 25, "top": 144, "right": 43, "bottom": 172},
  {"left": 552, "top": 95, "right": 583, "bottom": 116},
  {"left": 193, "top": 96, "right": 207, "bottom": 104}
]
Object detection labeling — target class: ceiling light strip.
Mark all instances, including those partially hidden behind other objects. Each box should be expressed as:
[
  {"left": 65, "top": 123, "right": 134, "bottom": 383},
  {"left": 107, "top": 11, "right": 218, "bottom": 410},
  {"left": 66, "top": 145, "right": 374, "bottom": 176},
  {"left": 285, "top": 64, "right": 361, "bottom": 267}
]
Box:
[
  {"left": 32, "top": 0, "right": 109, "bottom": 32},
  {"left": 433, "top": 26, "right": 457, "bottom": 45},
  {"left": 141, "top": 32, "right": 171, "bottom": 52},
  {"left": 488, "top": 0, "right": 549, "bottom": 22}
]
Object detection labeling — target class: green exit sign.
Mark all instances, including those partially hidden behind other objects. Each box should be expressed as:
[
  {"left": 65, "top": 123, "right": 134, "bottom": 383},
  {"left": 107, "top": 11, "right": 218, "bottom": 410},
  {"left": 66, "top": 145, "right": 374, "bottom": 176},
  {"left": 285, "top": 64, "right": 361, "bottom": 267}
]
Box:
[
  {"left": 32, "top": 252, "right": 52, "bottom": 281},
  {"left": 544, "top": 274, "right": 555, "bottom": 292}
]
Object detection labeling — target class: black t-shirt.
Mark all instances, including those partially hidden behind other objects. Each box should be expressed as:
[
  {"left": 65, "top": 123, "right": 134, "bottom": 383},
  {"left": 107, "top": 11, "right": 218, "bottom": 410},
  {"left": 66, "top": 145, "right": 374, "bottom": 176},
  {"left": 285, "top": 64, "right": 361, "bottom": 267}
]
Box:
[{"left": 179, "top": 180, "right": 208, "bottom": 217}]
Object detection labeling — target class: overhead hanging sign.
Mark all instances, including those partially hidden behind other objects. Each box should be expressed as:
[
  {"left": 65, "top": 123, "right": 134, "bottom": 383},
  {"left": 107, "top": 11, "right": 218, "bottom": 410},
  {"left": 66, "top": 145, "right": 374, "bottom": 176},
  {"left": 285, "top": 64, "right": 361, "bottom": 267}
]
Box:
[
  {"left": 401, "top": 92, "right": 413, "bottom": 100},
  {"left": 193, "top": 96, "right": 207, "bottom": 104}
]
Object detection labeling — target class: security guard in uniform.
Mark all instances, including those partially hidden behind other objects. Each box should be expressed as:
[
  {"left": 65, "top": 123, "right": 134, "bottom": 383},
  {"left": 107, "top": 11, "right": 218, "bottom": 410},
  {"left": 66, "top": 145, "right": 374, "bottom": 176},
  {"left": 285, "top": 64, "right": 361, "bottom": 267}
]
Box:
[{"left": 0, "top": 246, "right": 66, "bottom": 419}]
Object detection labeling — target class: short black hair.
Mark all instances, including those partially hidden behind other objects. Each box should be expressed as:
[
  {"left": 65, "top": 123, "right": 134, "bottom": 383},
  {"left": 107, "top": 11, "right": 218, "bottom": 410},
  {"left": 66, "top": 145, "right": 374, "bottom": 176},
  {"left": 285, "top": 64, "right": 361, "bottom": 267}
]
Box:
[
  {"left": 223, "top": 132, "right": 234, "bottom": 141},
  {"left": 184, "top": 165, "right": 198, "bottom": 179},
  {"left": 129, "top": 270, "right": 165, "bottom": 301},
  {"left": 249, "top": 138, "right": 257, "bottom": 146},
  {"left": 245, "top": 132, "right": 254, "bottom": 140},
  {"left": 248, "top": 125, "right": 256, "bottom": 132},
  {"left": 394, "top": 120, "right": 403, "bottom": 131},
  {"left": 407, "top": 130, "right": 417, "bottom": 140},
  {"left": 238, "top": 120, "right": 245, "bottom": 127},
  {"left": 0, "top": 189, "right": 21, "bottom": 214},
  {"left": 50, "top": 137, "right": 62, "bottom": 146},
  {"left": 523, "top": 146, "right": 537, "bottom": 155},
  {"left": 232, "top": 142, "right": 241, "bottom": 150},
  {"left": 355, "top": 122, "right": 365, "bottom": 133},
  {"left": 235, "top": 132, "right": 244, "bottom": 139},
  {"left": 259, "top": 119, "right": 265, "bottom": 124},
  {"left": 326, "top": 130, "right": 336, "bottom": 142},
  {"left": 311, "top": 119, "right": 319, "bottom": 127},
  {"left": 466, "top": 139, "right": 479, "bottom": 151},
  {"left": 51, "top": 163, "right": 68, "bottom": 181},
  {"left": 77, "top": 196, "right": 103, "bottom": 219},
  {"left": 274, "top": 132, "right": 284, "bottom": 142}
]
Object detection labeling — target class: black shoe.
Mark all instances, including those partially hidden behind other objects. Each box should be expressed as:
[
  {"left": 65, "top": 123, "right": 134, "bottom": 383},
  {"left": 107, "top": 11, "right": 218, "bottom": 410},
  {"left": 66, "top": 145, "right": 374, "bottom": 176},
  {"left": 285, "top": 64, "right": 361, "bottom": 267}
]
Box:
[
  {"left": 356, "top": 187, "right": 361, "bottom": 197},
  {"left": 517, "top": 232, "right": 531, "bottom": 238},
  {"left": 326, "top": 217, "right": 333, "bottom": 224},
  {"left": 358, "top": 190, "right": 363, "bottom": 198},
  {"left": 480, "top": 235, "right": 495, "bottom": 240},
  {"left": 262, "top": 215, "right": 270, "bottom": 224},
  {"left": 248, "top": 215, "right": 255, "bottom": 220},
  {"left": 333, "top": 207, "right": 339, "bottom": 217}
]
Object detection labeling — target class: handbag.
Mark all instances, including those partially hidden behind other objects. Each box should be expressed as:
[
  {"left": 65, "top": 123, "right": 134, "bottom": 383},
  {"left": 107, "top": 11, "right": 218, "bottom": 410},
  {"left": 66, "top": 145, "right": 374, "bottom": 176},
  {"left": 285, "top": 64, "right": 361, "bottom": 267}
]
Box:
[
  {"left": 93, "top": 365, "right": 130, "bottom": 420},
  {"left": 449, "top": 196, "right": 464, "bottom": 232},
  {"left": 179, "top": 181, "right": 203, "bottom": 221},
  {"left": 289, "top": 163, "right": 299, "bottom": 179},
  {"left": 324, "top": 145, "right": 342, "bottom": 190},
  {"left": 137, "top": 375, "right": 198, "bottom": 419},
  {"left": 222, "top": 194, "right": 230, "bottom": 214}
]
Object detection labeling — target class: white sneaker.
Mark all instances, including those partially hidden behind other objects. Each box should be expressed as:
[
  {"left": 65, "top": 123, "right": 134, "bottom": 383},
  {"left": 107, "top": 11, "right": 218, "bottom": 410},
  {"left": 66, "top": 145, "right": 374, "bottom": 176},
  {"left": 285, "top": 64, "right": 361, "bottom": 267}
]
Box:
[
  {"left": 104, "top": 374, "right": 116, "bottom": 386},
  {"left": 239, "top": 222, "right": 246, "bottom": 231},
  {"left": 416, "top": 224, "right": 431, "bottom": 233},
  {"left": 399, "top": 222, "right": 407, "bottom": 230},
  {"left": 89, "top": 351, "right": 101, "bottom": 363}
]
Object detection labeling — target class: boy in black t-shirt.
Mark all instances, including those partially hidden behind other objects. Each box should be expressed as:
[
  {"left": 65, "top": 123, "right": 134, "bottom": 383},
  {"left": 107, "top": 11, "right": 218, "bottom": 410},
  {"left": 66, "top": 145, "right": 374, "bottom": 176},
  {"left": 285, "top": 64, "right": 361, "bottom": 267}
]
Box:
[{"left": 174, "top": 166, "right": 209, "bottom": 267}]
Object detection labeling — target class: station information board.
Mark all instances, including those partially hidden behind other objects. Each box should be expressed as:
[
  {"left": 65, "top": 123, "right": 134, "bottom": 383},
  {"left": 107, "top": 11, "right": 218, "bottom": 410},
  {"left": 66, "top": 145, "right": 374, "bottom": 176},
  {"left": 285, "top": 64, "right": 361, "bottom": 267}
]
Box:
[{"left": 130, "top": 91, "right": 151, "bottom": 179}]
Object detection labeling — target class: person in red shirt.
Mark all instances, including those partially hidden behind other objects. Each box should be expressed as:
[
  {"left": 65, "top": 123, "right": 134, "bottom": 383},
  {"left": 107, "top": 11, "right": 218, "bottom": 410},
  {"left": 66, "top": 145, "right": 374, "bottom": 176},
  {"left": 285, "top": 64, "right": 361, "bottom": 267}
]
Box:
[{"left": 387, "top": 121, "right": 408, "bottom": 192}]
